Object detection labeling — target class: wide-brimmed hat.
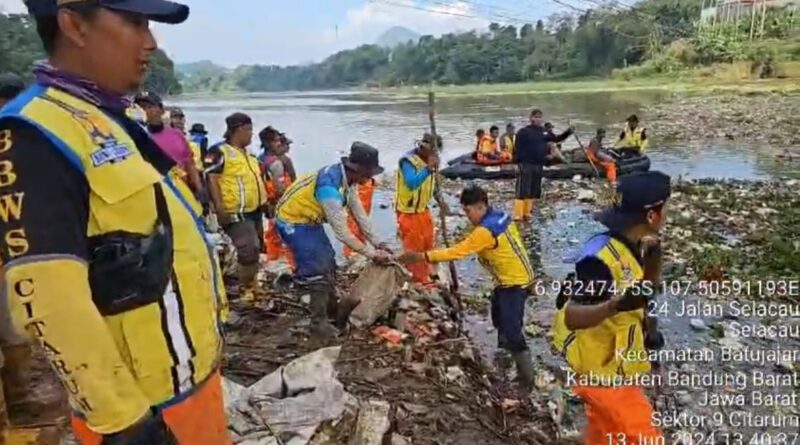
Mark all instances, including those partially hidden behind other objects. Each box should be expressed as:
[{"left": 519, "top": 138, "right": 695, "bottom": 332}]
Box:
[
  {"left": 342, "top": 142, "right": 384, "bottom": 176},
  {"left": 189, "top": 123, "right": 207, "bottom": 135},
  {"left": 595, "top": 171, "right": 671, "bottom": 231},
  {"left": 26, "top": 0, "right": 189, "bottom": 24}
]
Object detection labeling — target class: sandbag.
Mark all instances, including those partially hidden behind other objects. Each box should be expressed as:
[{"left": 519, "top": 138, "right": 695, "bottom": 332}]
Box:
[{"left": 345, "top": 264, "right": 408, "bottom": 329}]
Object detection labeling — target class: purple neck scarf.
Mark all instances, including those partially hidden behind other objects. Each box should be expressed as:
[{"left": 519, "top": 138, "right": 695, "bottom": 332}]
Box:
[{"left": 33, "top": 61, "right": 131, "bottom": 112}]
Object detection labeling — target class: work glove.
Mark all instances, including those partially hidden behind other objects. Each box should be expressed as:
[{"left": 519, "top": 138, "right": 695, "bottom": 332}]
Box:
[
  {"left": 102, "top": 412, "right": 178, "bottom": 445},
  {"left": 397, "top": 252, "right": 425, "bottom": 265}
]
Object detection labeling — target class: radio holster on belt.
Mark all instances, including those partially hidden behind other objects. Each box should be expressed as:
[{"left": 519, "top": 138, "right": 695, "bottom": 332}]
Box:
[{"left": 88, "top": 184, "right": 174, "bottom": 316}]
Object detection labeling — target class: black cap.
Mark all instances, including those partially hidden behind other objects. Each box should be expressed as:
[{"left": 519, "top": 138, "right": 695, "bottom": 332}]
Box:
[
  {"left": 0, "top": 73, "right": 25, "bottom": 101},
  {"left": 134, "top": 91, "right": 163, "bottom": 107},
  {"left": 225, "top": 112, "right": 252, "bottom": 131},
  {"left": 25, "top": 0, "right": 190, "bottom": 24},
  {"left": 342, "top": 142, "right": 384, "bottom": 176},
  {"left": 189, "top": 123, "right": 207, "bottom": 135},
  {"left": 595, "top": 171, "right": 671, "bottom": 231},
  {"left": 627, "top": 114, "right": 639, "bottom": 123},
  {"left": 421, "top": 133, "right": 443, "bottom": 149}
]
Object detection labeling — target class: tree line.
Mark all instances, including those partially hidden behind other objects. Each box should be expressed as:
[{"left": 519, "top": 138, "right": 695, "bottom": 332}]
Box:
[
  {"left": 183, "top": 0, "right": 797, "bottom": 93},
  {"left": 0, "top": 13, "right": 183, "bottom": 95}
]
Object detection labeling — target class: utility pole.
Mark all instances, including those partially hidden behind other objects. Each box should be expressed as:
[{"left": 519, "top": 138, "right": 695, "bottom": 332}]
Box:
[
  {"left": 750, "top": 0, "right": 758, "bottom": 39},
  {"left": 759, "top": 0, "right": 768, "bottom": 38}
]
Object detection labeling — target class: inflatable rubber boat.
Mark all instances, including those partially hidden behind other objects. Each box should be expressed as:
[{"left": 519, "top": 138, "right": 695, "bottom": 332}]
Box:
[{"left": 440, "top": 149, "right": 651, "bottom": 181}]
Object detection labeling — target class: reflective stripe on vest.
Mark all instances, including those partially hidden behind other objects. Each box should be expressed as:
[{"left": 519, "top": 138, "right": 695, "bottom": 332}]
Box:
[
  {"left": 476, "top": 210, "right": 534, "bottom": 287},
  {"left": 0, "top": 84, "right": 225, "bottom": 407},
  {"left": 395, "top": 151, "right": 435, "bottom": 214},
  {"left": 218, "top": 143, "right": 266, "bottom": 214},
  {"left": 551, "top": 233, "right": 650, "bottom": 380}
]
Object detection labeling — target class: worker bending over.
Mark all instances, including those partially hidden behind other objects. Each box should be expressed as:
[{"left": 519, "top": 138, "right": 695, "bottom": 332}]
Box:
[
  {"left": 207, "top": 113, "right": 268, "bottom": 302},
  {"left": 587, "top": 129, "right": 617, "bottom": 183},
  {"left": 276, "top": 143, "right": 391, "bottom": 338},
  {"left": 616, "top": 114, "right": 648, "bottom": 156},
  {"left": 0, "top": 0, "right": 231, "bottom": 443},
  {"left": 399, "top": 185, "right": 535, "bottom": 390},
  {"left": 551, "top": 171, "right": 670, "bottom": 445},
  {"left": 395, "top": 133, "right": 447, "bottom": 283},
  {"left": 259, "top": 126, "right": 295, "bottom": 265}
]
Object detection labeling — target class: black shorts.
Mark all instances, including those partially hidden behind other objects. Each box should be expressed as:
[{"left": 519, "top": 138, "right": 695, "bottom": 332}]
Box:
[{"left": 516, "top": 163, "right": 543, "bottom": 199}]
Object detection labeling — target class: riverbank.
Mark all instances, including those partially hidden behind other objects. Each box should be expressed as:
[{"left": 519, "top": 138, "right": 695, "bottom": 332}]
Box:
[{"left": 369, "top": 71, "right": 800, "bottom": 99}]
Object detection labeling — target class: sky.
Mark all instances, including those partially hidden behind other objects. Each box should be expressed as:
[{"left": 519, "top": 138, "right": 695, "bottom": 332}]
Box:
[{"left": 0, "top": 0, "right": 561, "bottom": 67}]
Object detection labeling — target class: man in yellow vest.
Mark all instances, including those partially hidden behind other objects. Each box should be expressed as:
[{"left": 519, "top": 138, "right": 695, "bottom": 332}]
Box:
[
  {"left": 551, "top": 171, "right": 670, "bottom": 445},
  {"left": 395, "top": 133, "right": 445, "bottom": 284},
  {"left": 500, "top": 122, "right": 516, "bottom": 156},
  {"left": 399, "top": 185, "right": 535, "bottom": 390},
  {"left": 616, "top": 114, "right": 648, "bottom": 156},
  {"left": 207, "top": 112, "right": 267, "bottom": 302},
  {"left": 0, "top": 0, "right": 230, "bottom": 443},
  {"left": 276, "top": 143, "right": 392, "bottom": 339}
]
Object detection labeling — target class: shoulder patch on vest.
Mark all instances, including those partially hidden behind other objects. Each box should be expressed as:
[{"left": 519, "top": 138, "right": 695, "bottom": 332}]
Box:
[{"left": 90, "top": 139, "right": 133, "bottom": 166}]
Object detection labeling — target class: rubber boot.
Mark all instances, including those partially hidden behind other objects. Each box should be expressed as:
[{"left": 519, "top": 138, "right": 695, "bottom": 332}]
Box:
[
  {"left": 309, "top": 289, "right": 338, "bottom": 339},
  {"left": 335, "top": 299, "right": 360, "bottom": 329},
  {"left": 512, "top": 349, "right": 535, "bottom": 392},
  {"left": 238, "top": 263, "right": 259, "bottom": 302},
  {"left": 525, "top": 199, "right": 536, "bottom": 219},
  {"left": 512, "top": 200, "right": 526, "bottom": 221}
]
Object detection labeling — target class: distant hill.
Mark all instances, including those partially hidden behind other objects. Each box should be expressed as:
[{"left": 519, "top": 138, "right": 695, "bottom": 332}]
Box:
[
  {"left": 175, "top": 60, "right": 228, "bottom": 78},
  {"left": 376, "top": 26, "right": 420, "bottom": 47}
]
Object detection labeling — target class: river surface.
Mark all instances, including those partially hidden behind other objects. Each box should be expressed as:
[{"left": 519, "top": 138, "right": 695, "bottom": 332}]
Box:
[{"left": 178, "top": 90, "right": 799, "bottom": 441}]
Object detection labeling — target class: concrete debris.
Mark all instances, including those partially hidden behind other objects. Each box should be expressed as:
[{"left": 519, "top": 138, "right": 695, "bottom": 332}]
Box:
[{"left": 349, "top": 400, "right": 391, "bottom": 445}]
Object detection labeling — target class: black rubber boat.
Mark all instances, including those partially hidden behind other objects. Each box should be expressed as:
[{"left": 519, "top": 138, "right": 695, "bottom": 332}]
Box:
[{"left": 441, "top": 149, "right": 651, "bottom": 181}]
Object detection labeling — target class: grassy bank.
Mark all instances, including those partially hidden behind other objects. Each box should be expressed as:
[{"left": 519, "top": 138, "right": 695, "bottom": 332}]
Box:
[{"left": 369, "top": 63, "right": 800, "bottom": 99}]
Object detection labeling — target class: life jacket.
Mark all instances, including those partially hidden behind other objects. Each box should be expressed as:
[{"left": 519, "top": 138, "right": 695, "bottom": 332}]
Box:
[
  {"left": 217, "top": 143, "right": 266, "bottom": 215},
  {"left": 395, "top": 150, "right": 435, "bottom": 214},
  {"left": 262, "top": 154, "right": 293, "bottom": 203},
  {"left": 502, "top": 134, "right": 516, "bottom": 155},
  {"left": 276, "top": 163, "right": 347, "bottom": 225},
  {"left": 617, "top": 125, "right": 648, "bottom": 152},
  {"left": 187, "top": 137, "right": 202, "bottom": 171},
  {"left": 0, "top": 84, "right": 226, "bottom": 417},
  {"left": 476, "top": 210, "right": 534, "bottom": 287},
  {"left": 551, "top": 233, "right": 650, "bottom": 380},
  {"left": 479, "top": 135, "right": 499, "bottom": 155}
]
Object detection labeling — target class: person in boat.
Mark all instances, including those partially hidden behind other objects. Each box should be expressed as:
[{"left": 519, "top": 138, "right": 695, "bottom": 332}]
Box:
[
  {"left": 615, "top": 114, "right": 648, "bottom": 156},
  {"left": 398, "top": 185, "right": 535, "bottom": 391},
  {"left": 478, "top": 125, "right": 511, "bottom": 165},
  {"left": 587, "top": 128, "right": 618, "bottom": 183},
  {"left": 551, "top": 171, "right": 670, "bottom": 445},
  {"left": 544, "top": 122, "right": 566, "bottom": 164},
  {"left": 474, "top": 128, "right": 485, "bottom": 155},
  {"left": 500, "top": 122, "right": 516, "bottom": 156},
  {"left": 513, "top": 110, "right": 573, "bottom": 221}
]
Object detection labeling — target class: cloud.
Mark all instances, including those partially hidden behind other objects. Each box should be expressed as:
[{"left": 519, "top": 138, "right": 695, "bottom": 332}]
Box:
[
  {"left": 315, "top": 1, "right": 491, "bottom": 51},
  {"left": 0, "top": 0, "right": 26, "bottom": 14}
]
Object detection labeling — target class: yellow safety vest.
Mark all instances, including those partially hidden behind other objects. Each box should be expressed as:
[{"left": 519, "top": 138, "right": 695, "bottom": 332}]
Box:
[
  {"left": 476, "top": 210, "right": 534, "bottom": 287},
  {"left": 276, "top": 164, "right": 347, "bottom": 225},
  {"left": 551, "top": 234, "right": 650, "bottom": 379},
  {"left": 395, "top": 151, "right": 435, "bottom": 214},
  {"left": 187, "top": 138, "right": 202, "bottom": 170},
  {"left": 217, "top": 143, "right": 266, "bottom": 214},
  {"left": 617, "top": 125, "right": 648, "bottom": 152},
  {"left": 3, "top": 85, "right": 227, "bottom": 420},
  {"left": 502, "top": 134, "right": 516, "bottom": 154}
]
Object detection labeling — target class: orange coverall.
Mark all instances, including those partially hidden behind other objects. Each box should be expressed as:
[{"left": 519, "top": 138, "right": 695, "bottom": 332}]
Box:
[{"left": 344, "top": 179, "right": 376, "bottom": 257}]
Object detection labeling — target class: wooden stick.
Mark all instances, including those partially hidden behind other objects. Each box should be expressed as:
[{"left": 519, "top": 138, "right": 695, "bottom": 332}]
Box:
[
  {"left": 568, "top": 120, "right": 600, "bottom": 178},
  {"left": 428, "top": 91, "right": 465, "bottom": 328}
]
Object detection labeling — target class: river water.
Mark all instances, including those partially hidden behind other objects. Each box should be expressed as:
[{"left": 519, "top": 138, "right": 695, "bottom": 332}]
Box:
[{"left": 176, "top": 91, "right": 800, "bottom": 440}]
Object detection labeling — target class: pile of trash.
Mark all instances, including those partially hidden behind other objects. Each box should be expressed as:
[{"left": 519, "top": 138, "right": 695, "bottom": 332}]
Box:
[
  {"left": 221, "top": 259, "right": 559, "bottom": 444},
  {"left": 645, "top": 91, "right": 800, "bottom": 149}
]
